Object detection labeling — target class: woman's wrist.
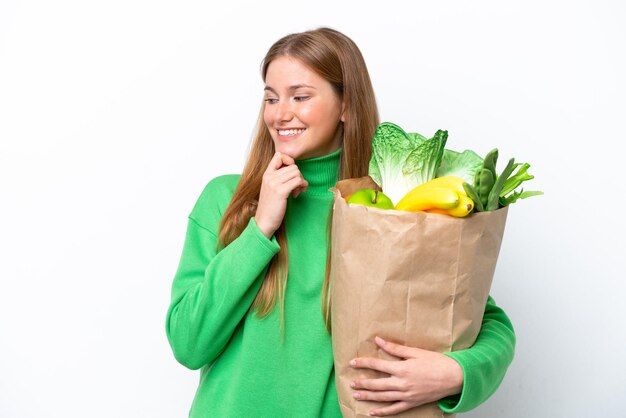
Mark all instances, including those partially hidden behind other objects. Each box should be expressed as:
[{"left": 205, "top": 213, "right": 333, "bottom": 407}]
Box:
[
  {"left": 441, "top": 355, "right": 464, "bottom": 397},
  {"left": 254, "top": 217, "right": 274, "bottom": 239}
]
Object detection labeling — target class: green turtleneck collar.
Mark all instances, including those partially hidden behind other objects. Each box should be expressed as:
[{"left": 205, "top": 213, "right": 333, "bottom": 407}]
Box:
[{"left": 295, "top": 147, "right": 342, "bottom": 196}]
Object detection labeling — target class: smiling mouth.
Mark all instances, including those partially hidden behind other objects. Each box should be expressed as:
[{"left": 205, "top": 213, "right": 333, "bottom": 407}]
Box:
[{"left": 278, "top": 128, "right": 306, "bottom": 137}]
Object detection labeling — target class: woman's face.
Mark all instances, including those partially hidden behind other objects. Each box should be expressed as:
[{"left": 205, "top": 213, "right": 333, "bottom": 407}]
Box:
[{"left": 263, "top": 56, "right": 345, "bottom": 160}]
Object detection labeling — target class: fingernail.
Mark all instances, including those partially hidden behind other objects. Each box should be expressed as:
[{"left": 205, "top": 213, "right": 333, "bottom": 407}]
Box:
[
  {"left": 375, "top": 336, "right": 385, "bottom": 345},
  {"left": 350, "top": 381, "right": 356, "bottom": 388},
  {"left": 353, "top": 392, "right": 361, "bottom": 399},
  {"left": 369, "top": 411, "right": 379, "bottom": 417},
  {"left": 350, "top": 359, "right": 356, "bottom": 366}
]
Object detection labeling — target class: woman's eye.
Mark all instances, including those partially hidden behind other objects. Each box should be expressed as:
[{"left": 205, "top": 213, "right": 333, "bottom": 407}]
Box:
[
  {"left": 294, "top": 96, "right": 310, "bottom": 102},
  {"left": 264, "top": 97, "right": 278, "bottom": 104}
]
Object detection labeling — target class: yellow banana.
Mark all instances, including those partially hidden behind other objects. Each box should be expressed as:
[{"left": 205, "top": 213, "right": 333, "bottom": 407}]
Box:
[
  {"left": 445, "top": 193, "right": 474, "bottom": 217},
  {"left": 415, "top": 176, "right": 467, "bottom": 195},
  {"left": 395, "top": 187, "right": 460, "bottom": 212},
  {"left": 425, "top": 194, "right": 474, "bottom": 217}
]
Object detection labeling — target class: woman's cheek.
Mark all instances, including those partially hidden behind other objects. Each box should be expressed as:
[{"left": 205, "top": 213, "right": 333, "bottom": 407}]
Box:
[{"left": 298, "top": 105, "right": 316, "bottom": 121}]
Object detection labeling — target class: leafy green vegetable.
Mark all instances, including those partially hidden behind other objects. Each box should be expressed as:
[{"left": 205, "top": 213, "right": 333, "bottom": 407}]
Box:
[
  {"left": 463, "top": 182, "right": 485, "bottom": 212},
  {"left": 402, "top": 129, "right": 448, "bottom": 187},
  {"left": 471, "top": 148, "right": 543, "bottom": 212},
  {"left": 499, "top": 189, "right": 544, "bottom": 206},
  {"left": 368, "top": 122, "right": 446, "bottom": 205},
  {"left": 407, "top": 132, "right": 427, "bottom": 144},
  {"left": 368, "top": 123, "right": 415, "bottom": 205},
  {"left": 474, "top": 148, "right": 498, "bottom": 210},
  {"left": 482, "top": 148, "right": 498, "bottom": 179},
  {"left": 500, "top": 163, "right": 533, "bottom": 197},
  {"left": 487, "top": 157, "right": 516, "bottom": 211},
  {"left": 475, "top": 169, "right": 495, "bottom": 209},
  {"left": 367, "top": 122, "right": 542, "bottom": 211},
  {"left": 437, "top": 149, "right": 483, "bottom": 186},
  {"left": 498, "top": 163, "right": 543, "bottom": 206}
]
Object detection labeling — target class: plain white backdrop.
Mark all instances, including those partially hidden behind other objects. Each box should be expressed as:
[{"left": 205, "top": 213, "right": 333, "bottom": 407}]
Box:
[{"left": 1, "top": 1, "right": 624, "bottom": 417}]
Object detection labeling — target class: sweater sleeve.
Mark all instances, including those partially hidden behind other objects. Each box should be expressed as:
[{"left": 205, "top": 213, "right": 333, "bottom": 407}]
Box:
[
  {"left": 437, "top": 295, "right": 516, "bottom": 413},
  {"left": 165, "top": 178, "right": 280, "bottom": 370}
]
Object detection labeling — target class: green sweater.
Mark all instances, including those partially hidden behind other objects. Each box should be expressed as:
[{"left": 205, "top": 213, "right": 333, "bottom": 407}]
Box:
[{"left": 165, "top": 148, "right": 515, "bottom": 417}]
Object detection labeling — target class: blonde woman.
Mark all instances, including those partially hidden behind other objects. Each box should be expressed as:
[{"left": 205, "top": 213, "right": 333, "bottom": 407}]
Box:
[{"left": 166, "top": 27, "right": 515, "bottom": 417}]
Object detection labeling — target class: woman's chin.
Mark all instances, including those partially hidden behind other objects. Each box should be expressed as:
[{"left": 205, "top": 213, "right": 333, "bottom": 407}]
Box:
[{"left": 274, "top": 144, "right": 300, "bottom": 159}]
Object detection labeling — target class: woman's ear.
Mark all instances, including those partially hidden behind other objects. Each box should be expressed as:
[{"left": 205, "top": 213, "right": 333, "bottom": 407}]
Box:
[{"left": 340, "top": 101, "right": 346, "bottom": 122}]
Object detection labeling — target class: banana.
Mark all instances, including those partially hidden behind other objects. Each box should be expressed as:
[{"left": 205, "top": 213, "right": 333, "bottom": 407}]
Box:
[
  {"left": 416, "top": 176, "right": 467, "bottom": 195},
  {"left": 395, "top": 186, "right": 460, "bottom": 212},
  {"left": 446, "top": 194, "right": 474, "bottom": 217},
  {"left": 425, "top": 194, "right": 474, "bottom": 217},
  {"left": 395, "top": 176, "right": 475, "bottom": 217}
]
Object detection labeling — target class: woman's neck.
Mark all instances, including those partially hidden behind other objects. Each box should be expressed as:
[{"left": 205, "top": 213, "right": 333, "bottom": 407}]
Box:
[{"left": 294, "top": 147, "right": 342, "bottom": 196}]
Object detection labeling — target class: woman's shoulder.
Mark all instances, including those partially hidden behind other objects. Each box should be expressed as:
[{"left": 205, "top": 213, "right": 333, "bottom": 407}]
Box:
[
  {"left": 189, "top": 174, "right": 241, "bottom": 224},
  {"left": 202, "top": 174, "right": 241, "bottom": 195}
]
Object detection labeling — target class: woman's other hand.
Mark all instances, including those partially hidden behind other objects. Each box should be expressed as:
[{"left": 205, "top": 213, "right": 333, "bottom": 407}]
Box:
[
  {"left": 255, "top": 151, "right": 308, "bottom": 238},
  {"left": 349, "top": 336, "right": 464, "bottom": 417}
]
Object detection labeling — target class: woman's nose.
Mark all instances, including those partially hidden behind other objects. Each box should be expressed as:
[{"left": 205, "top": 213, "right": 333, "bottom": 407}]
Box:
[{"left": 276, "top": 100, "right": 294, "bottom": 121}]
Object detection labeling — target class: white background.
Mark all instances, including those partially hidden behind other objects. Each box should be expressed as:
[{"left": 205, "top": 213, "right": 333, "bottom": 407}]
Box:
[{"left": 1, "top": 1, "right": 624, "bottom": 417}]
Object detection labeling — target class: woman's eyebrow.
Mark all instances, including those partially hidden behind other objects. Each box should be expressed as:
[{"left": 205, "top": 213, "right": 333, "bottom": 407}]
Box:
[{"left": 264, "top": 84, "right": 317, "bottom": 93}]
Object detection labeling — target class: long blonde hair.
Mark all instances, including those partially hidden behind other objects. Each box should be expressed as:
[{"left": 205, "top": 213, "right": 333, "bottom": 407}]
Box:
[{"left": 217, "top": 27, "right": 379, "bottom": 324}]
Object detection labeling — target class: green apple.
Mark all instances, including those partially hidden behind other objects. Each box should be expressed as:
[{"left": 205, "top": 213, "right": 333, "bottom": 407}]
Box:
[{"left": 346, "top": 188, "right": 394, "bottom": 209}]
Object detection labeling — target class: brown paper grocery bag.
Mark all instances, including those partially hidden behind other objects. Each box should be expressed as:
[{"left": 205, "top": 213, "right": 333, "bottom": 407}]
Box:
[{"left": 329, "top": 176, "right": 508, "bottom": 418}]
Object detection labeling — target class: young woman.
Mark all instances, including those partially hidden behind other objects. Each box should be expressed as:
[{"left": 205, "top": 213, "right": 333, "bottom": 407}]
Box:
[{"left": 165, "top": 27, "right": 515, "bottom": 417}]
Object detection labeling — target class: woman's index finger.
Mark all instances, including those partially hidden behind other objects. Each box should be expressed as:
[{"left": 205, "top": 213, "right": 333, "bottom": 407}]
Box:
[
  {"left": 279, "top": 152, "right": 295, "bottom": 167},
  {"left": 266, "top": 152, "right": 285, "bottom": 172},
  {"left": 267, "top": 151, "right": 295, "bottom": 172}
]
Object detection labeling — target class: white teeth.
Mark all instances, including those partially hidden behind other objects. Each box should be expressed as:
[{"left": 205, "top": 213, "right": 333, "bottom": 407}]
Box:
[{"left": 278, "top": 128, "right": 305, "bottom": 136}]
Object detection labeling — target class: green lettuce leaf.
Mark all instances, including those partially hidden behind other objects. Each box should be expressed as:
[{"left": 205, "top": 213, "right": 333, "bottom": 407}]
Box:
[
  {"left": 368, "top": 123, "right": 446, "bottom": 205},
  {"left": 402, "top": 129, "right": 447, "bottom": 186},
  {"left": 368, "top": 122, "right": 416, "bottom": 204},
  {"left": 437, "top": 149, "right": 483, "bottom": 186}
]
